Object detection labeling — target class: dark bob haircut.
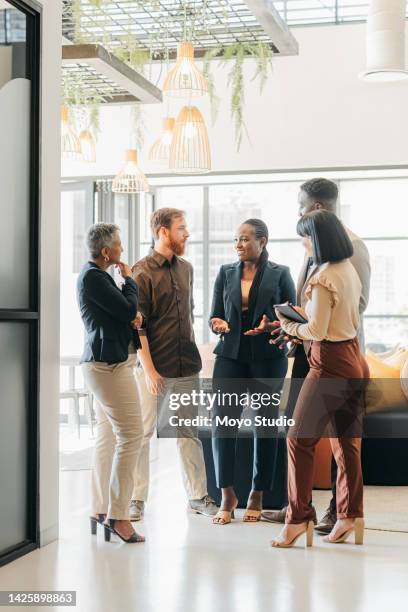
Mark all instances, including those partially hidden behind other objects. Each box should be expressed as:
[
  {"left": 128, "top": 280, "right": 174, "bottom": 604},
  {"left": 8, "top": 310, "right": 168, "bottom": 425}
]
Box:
[{"left": 297, "top": 210, "right": 353, "bottom": 265}]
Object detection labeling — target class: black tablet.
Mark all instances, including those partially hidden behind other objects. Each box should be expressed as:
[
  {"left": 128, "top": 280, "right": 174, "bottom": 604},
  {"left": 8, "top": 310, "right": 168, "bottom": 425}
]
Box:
[{"left": 274, "top": 303, "right": 308, "bottom": 324}]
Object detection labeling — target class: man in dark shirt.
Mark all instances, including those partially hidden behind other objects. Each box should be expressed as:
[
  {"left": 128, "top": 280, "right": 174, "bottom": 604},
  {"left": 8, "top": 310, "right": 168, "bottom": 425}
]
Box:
[{"left": 129, "top": 208, "right": 218, "bottom": 520}]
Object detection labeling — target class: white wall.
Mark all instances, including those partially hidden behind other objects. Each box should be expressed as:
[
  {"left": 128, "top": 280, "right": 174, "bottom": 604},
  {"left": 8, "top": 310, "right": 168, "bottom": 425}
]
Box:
[
  {"left": 63, "top": 22, "right": 408, "bottom": 178},
  {"left": 38, "top": 0, "right": 61, "bottom": 546}
]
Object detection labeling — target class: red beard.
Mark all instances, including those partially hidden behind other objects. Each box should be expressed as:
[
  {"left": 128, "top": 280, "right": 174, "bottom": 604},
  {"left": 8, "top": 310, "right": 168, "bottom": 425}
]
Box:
[{"left": 169, "top": 238, "right": 186, "bottom": 256}]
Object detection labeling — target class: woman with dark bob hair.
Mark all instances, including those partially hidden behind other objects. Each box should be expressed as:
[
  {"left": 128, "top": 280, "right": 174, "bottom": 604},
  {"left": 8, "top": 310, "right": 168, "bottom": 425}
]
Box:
[{"left": 271, "top": 210, "right": 369, "bottom": 548}]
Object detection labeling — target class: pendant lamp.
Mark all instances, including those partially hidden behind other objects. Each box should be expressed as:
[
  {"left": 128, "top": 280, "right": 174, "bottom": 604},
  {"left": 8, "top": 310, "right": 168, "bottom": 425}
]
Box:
[
  {"left": 163, "top": 42, "right": 208, "bottom": 98},
  {"left": 170, "top": 106, "right": 211, "bottom": 174},
  {"left": 361, "top": 0, "right": 408, "bottom": 81},
  {"left": 148, "top": 117, "right": 175, "bottom": 167},
  {"left": 61, "top": 106, "right": 81, "bottom": 160},
  {"left": 112, "top": 149, "right": 149, "bottom": 194},
  {"left": 78, "top": 129, "right": 96, "bottom": 163}
]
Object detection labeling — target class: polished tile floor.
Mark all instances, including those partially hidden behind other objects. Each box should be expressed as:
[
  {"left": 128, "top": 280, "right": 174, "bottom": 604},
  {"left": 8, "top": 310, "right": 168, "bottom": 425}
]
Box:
[{"left": 0, "top": 440, "right": 407, "bottom": 612}]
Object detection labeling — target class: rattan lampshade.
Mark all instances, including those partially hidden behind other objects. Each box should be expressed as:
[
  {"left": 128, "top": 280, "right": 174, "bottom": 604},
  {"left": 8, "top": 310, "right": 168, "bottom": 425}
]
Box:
[
  {"left": 170, "top": 106, "right": 211, "bottom": 174},
  {"left": 163, "top": 42, "right": 208, "bottom": 98},
  {"left": 148, "top": 117, "right": 175, "bottom": 167},
  {"left": 61, "top": 106, "right": 81, "bottom": 160},
  {"left": 112, "top": 149, "right": 149, "bottom": 193},
  {"left": 79, "top": 129, "right": 96, "bottom": 163}
]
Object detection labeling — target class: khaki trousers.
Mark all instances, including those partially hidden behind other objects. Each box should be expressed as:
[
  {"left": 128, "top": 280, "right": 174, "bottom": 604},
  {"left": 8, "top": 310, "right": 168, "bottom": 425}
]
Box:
[
  {"left": 82, "top": 355, "right": 143, "bottom": 519},
  {"left": 132, "top": 367, "right": 208, "bottom": 502}
]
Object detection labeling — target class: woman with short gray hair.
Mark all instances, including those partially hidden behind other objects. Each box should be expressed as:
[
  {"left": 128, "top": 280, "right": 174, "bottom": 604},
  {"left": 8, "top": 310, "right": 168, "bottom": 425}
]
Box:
[{"left": 77, "top": 223, "right": 145, "bottom": 544}]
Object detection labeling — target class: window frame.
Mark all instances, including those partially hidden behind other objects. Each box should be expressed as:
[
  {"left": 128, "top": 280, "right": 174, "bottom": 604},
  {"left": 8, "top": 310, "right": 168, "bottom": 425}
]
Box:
[{"left": 0, "top": 0, "right": 42, "bottom": 569}]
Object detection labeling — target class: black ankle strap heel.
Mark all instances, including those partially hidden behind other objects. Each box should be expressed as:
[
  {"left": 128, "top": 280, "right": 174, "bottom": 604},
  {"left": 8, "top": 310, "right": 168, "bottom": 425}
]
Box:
[
  {"left": 90, "top": 514, "right": 106, "bottom": 535},
  {"left": 104, "top": 518, "right": 145, "bottom": 544}
]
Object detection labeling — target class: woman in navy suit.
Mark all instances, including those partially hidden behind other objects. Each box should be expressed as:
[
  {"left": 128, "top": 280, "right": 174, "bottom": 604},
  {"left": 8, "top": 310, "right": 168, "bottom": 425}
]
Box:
[
  {"left": 209, "top": 219, "right": 296, "bottom": 525},
  {"left": 78, "top": 223, "right": 144, "bottom": 544}
]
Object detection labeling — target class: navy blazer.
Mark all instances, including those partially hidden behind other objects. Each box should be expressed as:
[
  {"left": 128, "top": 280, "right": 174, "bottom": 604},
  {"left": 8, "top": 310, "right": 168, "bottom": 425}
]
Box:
[
  {"left": 209, "top": 261, "right": 296, "bottom": 361},
  {"left": 77, "top": 262, "right": 141, "bottom": 364}
]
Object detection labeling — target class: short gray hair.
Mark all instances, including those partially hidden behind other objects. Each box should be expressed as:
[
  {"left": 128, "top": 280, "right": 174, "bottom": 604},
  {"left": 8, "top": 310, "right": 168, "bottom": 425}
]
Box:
[{"left": 86, "top": 223, "right": 120, "bottom": 259}]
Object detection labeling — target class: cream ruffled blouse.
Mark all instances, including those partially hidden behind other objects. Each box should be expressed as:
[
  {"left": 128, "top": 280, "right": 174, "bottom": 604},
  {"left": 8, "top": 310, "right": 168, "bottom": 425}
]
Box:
[{"left": 280, "top": 260, "right": 362, "bottom": 342}]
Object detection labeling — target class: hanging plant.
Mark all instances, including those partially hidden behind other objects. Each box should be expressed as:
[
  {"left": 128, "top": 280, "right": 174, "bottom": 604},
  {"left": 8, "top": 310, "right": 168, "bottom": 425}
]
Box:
[
  {"left": 130, "top": 104, "right": 146, "bottom": 152},
  {"left": 204, "top": 42, "right": 273, "bottom": 151},
  {"left": 203, "top": 46, "right": 222, "bottom": 126}
]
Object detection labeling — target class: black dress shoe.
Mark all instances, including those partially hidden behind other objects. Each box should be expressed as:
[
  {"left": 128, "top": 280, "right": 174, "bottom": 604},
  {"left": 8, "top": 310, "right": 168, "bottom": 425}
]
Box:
[
  {"left": 262, "top": 507, "right": 288, "bottom": 523},
  {"left": 315, "top": 508, "right": 337, "bottom": 534}
]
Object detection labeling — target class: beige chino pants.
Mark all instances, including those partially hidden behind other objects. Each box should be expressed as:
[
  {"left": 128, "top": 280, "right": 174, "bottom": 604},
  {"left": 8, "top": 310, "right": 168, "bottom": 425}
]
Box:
[
  {"left": 82, "top": 354, "right": 143, "bottom": 519},
  {"left": 132, "top": 366, "right": 208, "bottom": 502}
]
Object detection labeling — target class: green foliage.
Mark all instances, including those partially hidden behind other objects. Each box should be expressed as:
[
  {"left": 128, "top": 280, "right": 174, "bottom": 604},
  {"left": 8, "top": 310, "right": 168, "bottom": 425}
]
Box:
[
  {"left": 204, "top": 42, "right": 273, "bottom": 151},
  {"left": 203, "top": 46, "right": 222, "bottom": 126},
  {"left": 130, "top": 104, "right": 146, "bottom": 151},
  {"left": 89, "top": 104, "right": 100, "bottom": 138},
  {"left": 71, "top": 0, "right": 83, "bottom": 43},
  {"left": 67, "top": 2, "right": 273, "bottom": 153}
]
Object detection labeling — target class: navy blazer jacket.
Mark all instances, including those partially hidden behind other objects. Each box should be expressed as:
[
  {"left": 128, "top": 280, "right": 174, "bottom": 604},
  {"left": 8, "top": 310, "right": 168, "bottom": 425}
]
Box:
[
  {"left": 209, "top": 261, "right": 296, "bottom": 361},
  {"left": 77, "top": 262, "right": 141, "bottom": 364}
]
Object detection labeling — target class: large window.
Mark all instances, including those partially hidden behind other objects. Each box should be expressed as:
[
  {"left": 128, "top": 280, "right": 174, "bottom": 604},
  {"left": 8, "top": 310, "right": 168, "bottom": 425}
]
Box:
[{"left": 153, "top": 175, "right": 408, "bottom": 350}]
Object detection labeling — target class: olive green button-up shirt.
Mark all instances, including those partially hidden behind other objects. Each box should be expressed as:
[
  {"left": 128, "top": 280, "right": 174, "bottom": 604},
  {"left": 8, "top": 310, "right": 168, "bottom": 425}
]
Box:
[{"left": 132, "top": 250, "right": 202, "bottom": 378}]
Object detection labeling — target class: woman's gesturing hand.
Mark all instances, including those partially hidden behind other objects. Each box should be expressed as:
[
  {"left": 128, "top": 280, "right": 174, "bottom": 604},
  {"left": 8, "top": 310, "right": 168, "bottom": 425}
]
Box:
[
  {"left": 116, "top": 261, "right": 133, "bottom": 279},
  {"left": 244, "top": 314, "right": 274, "bottom": 336},
  {"left": 211, "top": 318, "right": 230, "bottom": 334}
]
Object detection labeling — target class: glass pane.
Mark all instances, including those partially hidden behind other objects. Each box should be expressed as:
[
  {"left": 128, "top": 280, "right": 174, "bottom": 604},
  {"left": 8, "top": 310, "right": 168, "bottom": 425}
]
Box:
[
  {"left": 139, "top": 193, "right": 154, "bottom": 243},
  {"left": 0, "top": 1, "right": 29, "bottom": 308},
  {"left": 365, "top": 317, "right": 408, "bottom": 352},
  {"left": 113, "top": 194, "right": 129, "bottom": 262},
  {"left": 140, "top": 242, "right": 153, "bottom": 259},
  {"left": 365, "top": 240, "right": 408, "bottom": 316},
  {"left": 60, "top": 187, "right": 93, "bottom": 358},
  {"left": 0, "top": 322, "right": 28, "bottom": 552},
  {"left": 339, "top": 179, "right": 408, "bottom": 238},
  {"left": 193, "top": 317, "right": 204, "bottom": 346},
  {"left": 209, "top": 182, "right": 302, "bottom": 241},
  {"left": 156, "top": 186, "right": 203, "bottom": 240},
  {"left": 184, "top": 242, "right": 204, "bottom": 317}
]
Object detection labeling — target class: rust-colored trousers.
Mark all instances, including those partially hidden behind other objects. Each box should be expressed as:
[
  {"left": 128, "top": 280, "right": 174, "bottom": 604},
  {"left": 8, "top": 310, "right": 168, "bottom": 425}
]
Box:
[{"left": 286, "top": 338, "right": 369, "bottom": 524}]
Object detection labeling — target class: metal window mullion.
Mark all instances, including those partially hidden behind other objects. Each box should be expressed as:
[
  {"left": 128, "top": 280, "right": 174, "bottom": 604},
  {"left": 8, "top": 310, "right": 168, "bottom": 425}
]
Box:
[{"left": 202, "top": 186, "right": 210, "bottom": 343}]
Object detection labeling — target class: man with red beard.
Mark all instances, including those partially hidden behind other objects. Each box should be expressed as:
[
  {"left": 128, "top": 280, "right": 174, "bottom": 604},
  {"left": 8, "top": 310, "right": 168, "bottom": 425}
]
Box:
[{"left": 129, "top": 208, "right": 218, "bottom": 521}]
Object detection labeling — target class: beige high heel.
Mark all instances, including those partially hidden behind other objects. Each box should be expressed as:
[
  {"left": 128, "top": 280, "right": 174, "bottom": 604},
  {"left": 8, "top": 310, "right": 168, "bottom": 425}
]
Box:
[
  {"left": 271, "top": 521, "right": 314, "bottom": 548},
  {"left": 323, "top": 518, "right": 364, "bottom": 545},
  {"left": 212, "top": 505, "right": 237, "bottom": 525},
  {"left": 243, "top": 509, "right": 262, "bottom": 522}
]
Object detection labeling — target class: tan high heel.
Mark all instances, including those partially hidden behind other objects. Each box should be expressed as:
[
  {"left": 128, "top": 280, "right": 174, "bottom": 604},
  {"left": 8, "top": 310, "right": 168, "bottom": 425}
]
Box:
[
  {"left": 243, "top": 509, "right": 262, "bottom": 522},
  {"left": 271, "top": 521, "right": 314, "bottom": 548},
  {"left": 212, "top": 506, "right": 237, "bottom": 525},
  {"left": 323, "top": 518, "right": 364, "bottom": 545}
]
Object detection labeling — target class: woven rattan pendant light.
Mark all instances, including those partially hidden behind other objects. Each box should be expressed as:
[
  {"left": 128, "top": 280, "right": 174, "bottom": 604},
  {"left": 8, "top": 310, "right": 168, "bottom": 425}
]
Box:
[
  {"left": 61, "top": 106, "right": 81, "bottom": 160},
  {"left": 148, "top": 117, "right": 175, "bottom": 167},
  {"left": 78, "top": 129, "right": 96, "bottom": 163},
  {"left": 163, "top": 42, "right": 208, "bottom": 98},
  {"left": 170, "top": 106, "right": 211, "bottom": 174},
  {"left": 112, "top": 149, "right": 149, "bottom": 193}
]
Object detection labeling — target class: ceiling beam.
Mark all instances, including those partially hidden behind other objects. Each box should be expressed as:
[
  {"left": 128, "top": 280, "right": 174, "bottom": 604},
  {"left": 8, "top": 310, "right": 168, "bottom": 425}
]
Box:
[
  {"left": 62, "top": 44, "right": 163, "bottom": 104},
  {"left": 244, "top": 0, "right": 299, "bottom": 55}
]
